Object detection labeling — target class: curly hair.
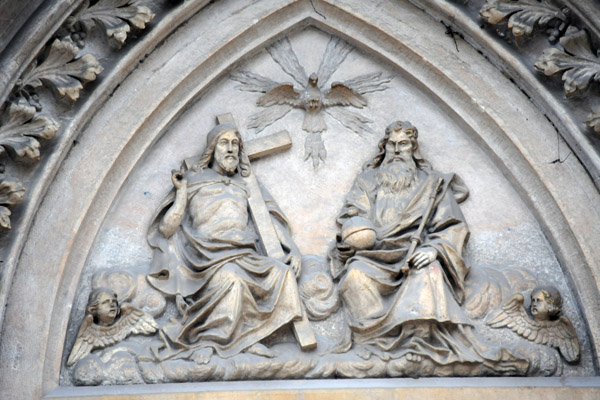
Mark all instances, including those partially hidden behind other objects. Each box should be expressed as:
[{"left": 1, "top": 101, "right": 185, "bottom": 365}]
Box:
[
  {"left": 86, "top": 287, "right": 118, "bottom": 317},
  {"left": 531, "top": 285, "right": 563, "bottom": 318},
  {"left": 192, "top": 124, "right": 251, "bottom": 177},
  {"left": 363, "top": 120, "right": 430, "bottom": 170}
]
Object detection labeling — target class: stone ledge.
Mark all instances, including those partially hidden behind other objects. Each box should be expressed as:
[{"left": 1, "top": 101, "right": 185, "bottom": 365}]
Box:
[{"left": 46, "top": 377, "right": 600, "bottom": 399}]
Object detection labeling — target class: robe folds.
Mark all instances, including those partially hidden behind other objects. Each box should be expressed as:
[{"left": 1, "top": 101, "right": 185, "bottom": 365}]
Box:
[
  {"left": 331, "top": 166, "right": 528, "bottom": 371},
  {"left": 147, "top": 168, "right": 302, "bottom": 358}
]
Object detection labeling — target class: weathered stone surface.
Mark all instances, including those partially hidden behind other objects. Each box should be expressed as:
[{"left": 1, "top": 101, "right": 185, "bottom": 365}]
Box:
[{"left": 1, "top": 0, "right": 600, "bottom": 398}]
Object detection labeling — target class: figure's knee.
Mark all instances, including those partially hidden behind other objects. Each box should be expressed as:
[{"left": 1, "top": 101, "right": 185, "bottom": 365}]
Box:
[
  {"left": 339, "top": 263, "right": 370, "bottom": 295},
  {"left": 211, "top": 263, "right": 244, "bottom": 286},
  {"left": 420, "top": 260, "right": 443, "bottom": 276}
]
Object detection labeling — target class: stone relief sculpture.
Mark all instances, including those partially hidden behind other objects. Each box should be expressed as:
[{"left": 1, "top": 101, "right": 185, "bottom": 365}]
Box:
[
  {"left": 67, "top": 287, "right": 158, "bottom": 367},
  {"left": 63, "top": 119, "right": 585, "bottom": 383},
  {"left": 146, "top": 118, "right": 316, "bottom": 361},
  {"left": 487, "top": 286, "right": 580, "bottom": 363},
  {"left": 231, "top": 36, "right": 391, "bottom": 168},
  {"left": 328, "top": 120, "right": 528, "bottom": 375}
]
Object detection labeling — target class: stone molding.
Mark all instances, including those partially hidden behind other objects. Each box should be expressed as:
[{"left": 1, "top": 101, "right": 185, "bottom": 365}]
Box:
[{"left": 0, "top": 0, "right": 599, "bottom": 398}]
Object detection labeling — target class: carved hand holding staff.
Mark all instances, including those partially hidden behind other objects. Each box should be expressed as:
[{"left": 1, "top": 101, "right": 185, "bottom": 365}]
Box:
[
  {"left": 486, "top": 286, "right": 580, "bottom": 363},
  {"left": 67, "top": 288, "right": 158, "bottom": 367}
]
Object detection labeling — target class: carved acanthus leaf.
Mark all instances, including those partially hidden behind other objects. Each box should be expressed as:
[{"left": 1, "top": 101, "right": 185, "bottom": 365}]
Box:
[
  {"left": 73, "top": 0, "right": 155, "bottom": 47},
  {"left": 585, "top": 108, "right": 600, "bottom": 134},
  {"left": 480, "top": 0, "right": 568, "bottom": 40},
  {"left": 0, "top": 102, "right": 59, "bottom": 160},
  {"left": 535, "top": 28, "right": 600, "bottom": 96},
  {"left": 18, "top": 39, "right": 103, "bottom": 102},
  {"left": 0, "top": 180, "right": 26, "bottom": 231}
]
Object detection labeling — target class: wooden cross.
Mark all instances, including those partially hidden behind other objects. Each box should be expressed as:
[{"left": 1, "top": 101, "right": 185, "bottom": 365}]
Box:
[{"left": 216, "top": 113, "right": 317, "bottom": 351}]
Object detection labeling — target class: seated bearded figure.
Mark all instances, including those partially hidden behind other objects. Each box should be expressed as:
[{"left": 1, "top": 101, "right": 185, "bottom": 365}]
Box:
[
  {"left": 330, "top": 121, "right": 528, "bottom": 373},
  {"left": 147, "top": 123, "right": 306, "bottom": 359}
]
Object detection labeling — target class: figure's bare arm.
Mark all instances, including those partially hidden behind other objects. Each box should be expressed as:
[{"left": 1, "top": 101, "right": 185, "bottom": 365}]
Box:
[{"left": 159, "top": 169, "right": 187, "bottom": 238}]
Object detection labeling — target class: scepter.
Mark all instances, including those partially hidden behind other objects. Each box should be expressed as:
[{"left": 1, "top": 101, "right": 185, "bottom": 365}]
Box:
[{"left": 400, "top": 176, "right": 444, "bottom": 275}]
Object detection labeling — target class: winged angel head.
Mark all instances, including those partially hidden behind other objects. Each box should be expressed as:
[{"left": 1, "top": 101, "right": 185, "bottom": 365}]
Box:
[
  {"left": 66, "top": 287, "right": 158, "bottom": 367},
  {"left": 231, "top": 36, "right": 391, "bottom": 169},
  {"left": 486, "top": 285, "right": 580, "bottom": 363}
]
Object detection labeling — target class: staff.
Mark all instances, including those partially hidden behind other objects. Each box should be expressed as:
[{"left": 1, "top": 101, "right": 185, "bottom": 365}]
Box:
[{"left": 400, "top": 177, "right": 444, "bottom": 275}]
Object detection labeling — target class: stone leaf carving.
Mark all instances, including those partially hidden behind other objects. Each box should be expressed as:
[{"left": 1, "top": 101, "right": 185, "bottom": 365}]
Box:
[
  {"left": 585, "top": 108, "right": 600, "bottom": 133},
  {"left": 0, "top": 180, "right": 25, "bottom": 230},
  {"left": 0, "top": 101, "right": 59, "bottom": 160},
  {"left": 69, "top": 0, "right": 155, "bottom": 47},
  {"left": 535, "top": 28, "right": 600, "bottom": 96},
  {"left": 480, "top": 0, "right": 569, "bottom": 41},
  {"left": 17, "top": 38, "right": 103, "bottom": 103}
]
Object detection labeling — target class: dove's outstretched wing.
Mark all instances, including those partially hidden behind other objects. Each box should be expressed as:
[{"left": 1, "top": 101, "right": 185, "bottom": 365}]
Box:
[
  {"left": 257, "top": 84, "right": 303, "bottom": 107},
  {"left": 267, "top": 38, "right": 308, "bottom": 87},
  {"left": 486, "top": 293, "right": 580, "bottom": 362},
  {"left": 323, "top": 83, "right": 366, "bottom": 108},
  {"left": 317, "top": 37, "right": 353, "bottom": 87},
  {"left": 230, "top": 70, "right": 280, "bottom": 93},
  {"left": 66, "top": 304, "right": 158, "bottom": 367},
  {"left": 342, "top": 72, "right": 392, "bottom": 94}
]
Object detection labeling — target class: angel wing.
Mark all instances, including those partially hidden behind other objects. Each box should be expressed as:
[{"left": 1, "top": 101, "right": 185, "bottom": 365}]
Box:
[
  {"left": 342, "top": 72, "right": 392, "bottom": 94},
  {"left": 230, "top": 70, "right": 280, "bottom": 93},
  {"left": 66, "top": 304, "right": 158, "bottom": 367},
  {"left": 257, "top": 84, "right": 303, "bottom": 107},
  {"left": 118, "top": 303, "right": 159, "bottom": 337},
  {"left": 323, "top": 83, "right": 366, "bottom": 108},
  {"left": 486, "top": 293, "right": 580, "bottom": 362},
  {"left": 267, "top": 38, "right": 308, "bottom": 87},
  {"left": 316, "top": 37, "right": 353, "bottom": 87},
  {"left": 67, "top": 314, "right": 95, "bottom": 367}
]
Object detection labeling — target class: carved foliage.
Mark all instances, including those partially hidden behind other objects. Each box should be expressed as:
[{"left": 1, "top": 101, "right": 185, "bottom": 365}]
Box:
[
  {"left": 585, "top": 109, "right": 600, "bottom": 133},
  {"left": 535, "top": 28, "right": 600, "bottom": 96},
  {"left": 480, "top": 0, "right": 568, "bottom": 41},
  {"left": 70, "top": 0, "right": 155, "bottom": 47},
  {"left": 0, "top": 101, "right": 59, "bottom": 160},
  {"left": 17, "top": 39, "right": 103, "bottom": 103},
  {"left": 0, "top": 180, "right": 25, "bottom": 231}
]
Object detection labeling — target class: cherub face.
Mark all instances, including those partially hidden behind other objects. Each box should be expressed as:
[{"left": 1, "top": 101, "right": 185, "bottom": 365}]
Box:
[
  {"left": 530, "top": 291, "right": 551, "bottom": 321},
  {"left": 95, "top": 291, "right": 119, "bottom": 326}
]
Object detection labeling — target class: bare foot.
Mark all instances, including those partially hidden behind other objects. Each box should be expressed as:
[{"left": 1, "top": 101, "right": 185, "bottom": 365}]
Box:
[
  {"left": 403, "top": 352, "right": 423, "bottom": 362},
  {"left": 245, "top": 343, "right": 277, "bottom": 358},
  {"left": 356, "top": 346, "right": 372, "bottom": 360},
  {"left": 191, "top": 347, "right": 213, "bottom": 365}
]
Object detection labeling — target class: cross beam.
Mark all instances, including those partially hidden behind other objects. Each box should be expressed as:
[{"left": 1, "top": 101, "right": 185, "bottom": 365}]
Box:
[{"left": 216, "top": 113, "right": 317, "bottom": 351}]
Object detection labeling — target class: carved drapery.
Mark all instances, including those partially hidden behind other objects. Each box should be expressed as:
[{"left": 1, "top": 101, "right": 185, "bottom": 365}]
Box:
[{"left": 0, "top": 0, "right": 600, "bottom": 398}]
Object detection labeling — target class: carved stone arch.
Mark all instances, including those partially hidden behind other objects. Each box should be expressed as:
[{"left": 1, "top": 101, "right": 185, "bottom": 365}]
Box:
[{"left": 1, "top": 0, "right": 600, "bottom": 398}]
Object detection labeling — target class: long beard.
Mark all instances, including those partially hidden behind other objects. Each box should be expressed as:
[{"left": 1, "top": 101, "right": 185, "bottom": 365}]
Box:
[{"left": 376, "top": 158, "right": 418, "bottom": 194}]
